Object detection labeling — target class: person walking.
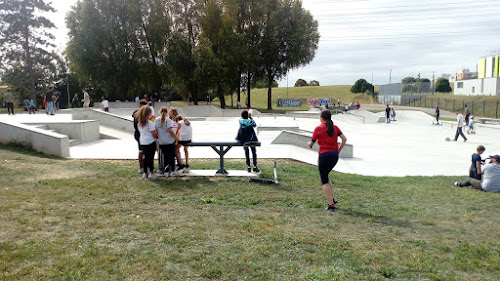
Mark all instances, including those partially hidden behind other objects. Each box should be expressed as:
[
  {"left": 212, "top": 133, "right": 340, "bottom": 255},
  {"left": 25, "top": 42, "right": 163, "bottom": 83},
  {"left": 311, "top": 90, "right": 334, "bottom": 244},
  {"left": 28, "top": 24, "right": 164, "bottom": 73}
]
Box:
[
  {"left": 454, "top": 109, "right": 467, "bottom": 142},
  {"left": 4, "top": 89, "right": 16, "bottom": 115},
  {"left": 82, "top": 89, "right": 90, "bottom": 108},
  {"left": 308, "top": 110, "right": 347, "bottom": 212},
  {"left": 137, "top": 105, "right": 158, "bottom": 179},
  {"left": 72, "top": 93, "right": 79, "bottom": 108},
  {"left": 45, "top": 87, "right": 55, "bottom": 115},
  {"left": 464, "top": 104, "right": 471, "bottom": 129},
  {"left": 435, "top": 107, "right": 440, "bottom": 124},
  {"left": 385, "top": 104, "right": 391, "bottom": 123}
]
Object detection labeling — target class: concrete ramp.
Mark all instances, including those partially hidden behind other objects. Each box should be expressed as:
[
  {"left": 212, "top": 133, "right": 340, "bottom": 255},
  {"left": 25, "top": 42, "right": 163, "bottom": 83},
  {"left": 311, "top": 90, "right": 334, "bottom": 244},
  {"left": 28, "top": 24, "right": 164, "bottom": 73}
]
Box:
[
  {"left": 0, "top": 120, "right": 70, "bottom": 157},
  {"left": 272, "top": 130, "right": 353, "bottom": 158},
  {"left": 176, "top": 105, "right": 261, "bottom": 118},
  {"left": 344, "top": 110, "right": 386, "bottom": 123},
  {"left": 72, "top": 109, "right": 134, "bottom": 133}
]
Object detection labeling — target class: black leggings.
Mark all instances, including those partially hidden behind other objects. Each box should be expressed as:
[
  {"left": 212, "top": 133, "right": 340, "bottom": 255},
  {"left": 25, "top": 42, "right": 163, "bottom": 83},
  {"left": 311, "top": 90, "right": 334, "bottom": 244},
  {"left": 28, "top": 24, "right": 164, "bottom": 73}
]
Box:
[
  {"left": 159, "top": 144, "right": 176, "bottom": 172},
  {"left": 318, "top": 153, "right": 339, "bottom": 185},
  {"left": 6, "top": 102, "right": 14, "bottom": 115},
  {"left": 141, "top": 142, "right": 156, "bottom": 174}
]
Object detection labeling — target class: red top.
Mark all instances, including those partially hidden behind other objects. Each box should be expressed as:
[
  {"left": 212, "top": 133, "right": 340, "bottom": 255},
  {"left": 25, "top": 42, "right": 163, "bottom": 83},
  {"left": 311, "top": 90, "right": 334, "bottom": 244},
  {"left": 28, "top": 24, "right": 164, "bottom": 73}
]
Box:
[{"left": 312, "top": 123, "right": 343, "bottom": 155}]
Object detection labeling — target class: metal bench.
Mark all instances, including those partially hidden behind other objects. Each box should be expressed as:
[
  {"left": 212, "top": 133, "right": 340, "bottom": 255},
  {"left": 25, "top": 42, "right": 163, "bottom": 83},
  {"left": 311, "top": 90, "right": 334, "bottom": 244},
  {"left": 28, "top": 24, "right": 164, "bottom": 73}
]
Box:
[
  {"left": 477, "top": 118, "right": 500, "bottom": 124},
  {"left": 184, "top": 141, "right": 261, "bottom": 175}
]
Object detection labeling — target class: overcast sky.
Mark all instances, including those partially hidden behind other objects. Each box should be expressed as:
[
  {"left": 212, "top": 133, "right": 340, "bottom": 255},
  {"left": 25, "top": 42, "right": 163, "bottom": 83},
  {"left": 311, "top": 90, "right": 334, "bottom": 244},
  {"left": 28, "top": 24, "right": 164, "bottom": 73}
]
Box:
[{"left": 49, "top": 0, "right": 500, "bottom": 86}]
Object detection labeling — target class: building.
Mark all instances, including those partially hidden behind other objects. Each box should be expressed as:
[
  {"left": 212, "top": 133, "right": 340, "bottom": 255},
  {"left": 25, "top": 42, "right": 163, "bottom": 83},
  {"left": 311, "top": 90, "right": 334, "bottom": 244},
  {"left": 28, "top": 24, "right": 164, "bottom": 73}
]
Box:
[{"left": 454, "top": 55, "right": 500, "bottom": 96}]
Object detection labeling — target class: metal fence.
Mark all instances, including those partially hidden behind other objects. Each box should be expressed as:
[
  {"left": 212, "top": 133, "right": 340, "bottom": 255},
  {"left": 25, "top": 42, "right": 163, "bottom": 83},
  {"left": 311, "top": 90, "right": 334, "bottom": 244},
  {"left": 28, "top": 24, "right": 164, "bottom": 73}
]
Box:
[
  {"left": 379, "top": 95, "right": 500, "bottom": 119},
  {"left": 380, "top": 82, "right": 434, "bottom": 96}
]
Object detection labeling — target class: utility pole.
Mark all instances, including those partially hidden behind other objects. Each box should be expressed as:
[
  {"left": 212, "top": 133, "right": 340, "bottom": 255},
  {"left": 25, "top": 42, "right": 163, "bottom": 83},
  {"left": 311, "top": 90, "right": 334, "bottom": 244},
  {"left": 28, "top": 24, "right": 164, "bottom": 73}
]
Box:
[
  {"left": 432, "top": 71, "right": 435, "bottom": 95},
  {"left": 66, "top": 72, "right": 70, "bottom": 108},
  {"left": 389, "top": 68, "right": 392, "bottom": 84}
]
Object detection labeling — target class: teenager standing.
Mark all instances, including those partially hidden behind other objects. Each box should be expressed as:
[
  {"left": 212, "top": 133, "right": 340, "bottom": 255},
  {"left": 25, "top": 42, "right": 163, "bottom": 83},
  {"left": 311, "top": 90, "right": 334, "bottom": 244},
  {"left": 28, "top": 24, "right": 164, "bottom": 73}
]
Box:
[
  {"left": 137, "top": 104, "right": 158, "bottom": 179},
  {"left": 308, "top": 110, "right": 347, "bottom": 212}
]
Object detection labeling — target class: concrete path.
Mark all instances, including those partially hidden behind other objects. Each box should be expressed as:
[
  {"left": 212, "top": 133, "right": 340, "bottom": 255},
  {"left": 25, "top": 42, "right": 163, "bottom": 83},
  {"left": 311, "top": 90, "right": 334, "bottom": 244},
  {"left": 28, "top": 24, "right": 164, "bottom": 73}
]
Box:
[{"left": 2, "top": 106, "right": 499, "bottom": 177}]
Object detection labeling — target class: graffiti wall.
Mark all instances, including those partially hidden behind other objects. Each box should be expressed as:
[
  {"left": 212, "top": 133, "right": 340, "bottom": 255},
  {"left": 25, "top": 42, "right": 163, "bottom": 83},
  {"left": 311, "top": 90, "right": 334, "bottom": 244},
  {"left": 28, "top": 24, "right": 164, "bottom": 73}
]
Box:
[{"left": 276, "top": 98, "right": 302, "bottom": 107}]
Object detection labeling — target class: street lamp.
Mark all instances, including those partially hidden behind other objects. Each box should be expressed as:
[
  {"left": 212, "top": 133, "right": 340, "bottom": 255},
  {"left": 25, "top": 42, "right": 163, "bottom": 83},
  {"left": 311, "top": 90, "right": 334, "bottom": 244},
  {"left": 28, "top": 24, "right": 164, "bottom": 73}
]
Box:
[{"left": 66, "top": 72, "right": 70, "bottom": 108}]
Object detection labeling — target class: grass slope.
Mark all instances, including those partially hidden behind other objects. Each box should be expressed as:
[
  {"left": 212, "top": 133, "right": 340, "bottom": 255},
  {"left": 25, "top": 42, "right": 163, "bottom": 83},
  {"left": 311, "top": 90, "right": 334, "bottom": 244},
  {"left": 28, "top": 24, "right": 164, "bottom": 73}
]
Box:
[
  {"left": 212, "top": 85, "right": 377, "bottom": 112},
  {"left": 1, "top": 145, "right": 499, "bottom": 280}
]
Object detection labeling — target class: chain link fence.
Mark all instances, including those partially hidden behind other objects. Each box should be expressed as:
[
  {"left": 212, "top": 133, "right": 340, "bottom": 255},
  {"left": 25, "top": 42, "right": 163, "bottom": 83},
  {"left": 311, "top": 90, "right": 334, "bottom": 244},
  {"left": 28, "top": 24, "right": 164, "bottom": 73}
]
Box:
[{"left": 379, "top": 83, "right": 500, "bottom": 118}]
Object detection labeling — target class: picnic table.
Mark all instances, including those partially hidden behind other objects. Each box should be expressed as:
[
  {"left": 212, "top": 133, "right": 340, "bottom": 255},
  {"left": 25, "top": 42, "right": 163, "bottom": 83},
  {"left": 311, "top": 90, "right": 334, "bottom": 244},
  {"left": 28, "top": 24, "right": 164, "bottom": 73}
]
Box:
[{"left": 184, "top": 141, "right": 261, "bottom": 175}]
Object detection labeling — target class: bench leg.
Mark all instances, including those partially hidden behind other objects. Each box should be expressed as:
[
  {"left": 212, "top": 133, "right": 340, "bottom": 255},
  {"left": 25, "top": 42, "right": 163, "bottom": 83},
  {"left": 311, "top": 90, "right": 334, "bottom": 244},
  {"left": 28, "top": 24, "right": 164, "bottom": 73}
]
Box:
[{"left": 211, "top": 145, "right": 233, "bottom": 175}]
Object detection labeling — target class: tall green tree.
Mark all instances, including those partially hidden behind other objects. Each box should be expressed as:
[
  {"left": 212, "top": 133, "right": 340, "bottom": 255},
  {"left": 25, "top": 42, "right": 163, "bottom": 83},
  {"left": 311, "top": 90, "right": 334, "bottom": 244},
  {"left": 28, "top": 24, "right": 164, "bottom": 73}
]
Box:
[
  {"left": 435, "top": 78, "right": 452, "bottom": 93},
  {"left": 66, "top": 0, "right": 146, "bottom": 100},
  {"left": 351, "top": 78, "right": 373, "bottom": 94},
  {"left": 3, "top": 51, "right": 66, "bottom": 103},
  {"left": 0, "top": 0, "right": 56, "bottom": 104},
  {"left": 261, "top": 0, "right": 319, "bottom": 110}
]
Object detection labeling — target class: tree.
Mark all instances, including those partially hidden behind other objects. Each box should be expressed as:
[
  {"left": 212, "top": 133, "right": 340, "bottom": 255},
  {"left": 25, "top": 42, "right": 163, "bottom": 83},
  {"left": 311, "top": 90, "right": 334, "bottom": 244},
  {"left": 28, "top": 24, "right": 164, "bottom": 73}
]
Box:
[
  {"left": 2, "top": 51, "right": 66, "bottom": 104},
  {"left": 294, "top": 78, "right": 308, "bottom": 87},
  {"left": 261, "top": 0, "right": 319, "bottom": 109},
  {"left": 0, "top": 0, "right": 56, "bottom": 104},
  {"left": 351, "top": 78, "right": 373, "bottom": 93},
  {"left": 435, "top": 78, "right": 452, "bottom": 93},
  {"left": 66, "top": 0, "right": 170, "bottom": 100}
]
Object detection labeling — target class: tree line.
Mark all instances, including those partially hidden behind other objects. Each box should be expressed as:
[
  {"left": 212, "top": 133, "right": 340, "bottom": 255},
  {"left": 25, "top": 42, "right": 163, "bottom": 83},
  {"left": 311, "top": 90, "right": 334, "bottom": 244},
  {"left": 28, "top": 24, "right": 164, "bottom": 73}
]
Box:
[{"left": 1, "top": 0, "right": 319, "bottom": 109}]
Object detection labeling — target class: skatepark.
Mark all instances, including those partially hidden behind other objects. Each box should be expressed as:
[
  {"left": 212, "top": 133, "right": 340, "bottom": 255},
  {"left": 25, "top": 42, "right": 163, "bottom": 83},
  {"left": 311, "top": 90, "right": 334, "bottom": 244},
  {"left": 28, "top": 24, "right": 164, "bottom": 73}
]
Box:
[{"left": 1, "top": 104, "right": 499, "bottom": 177}]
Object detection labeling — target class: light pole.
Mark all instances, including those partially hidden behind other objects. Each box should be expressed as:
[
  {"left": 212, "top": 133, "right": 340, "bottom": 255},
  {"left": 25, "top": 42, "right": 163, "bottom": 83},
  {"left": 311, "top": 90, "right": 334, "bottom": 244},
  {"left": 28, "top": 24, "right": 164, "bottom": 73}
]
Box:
[{"left": 66, "top": 72, "right": 70, "bottom": 108}]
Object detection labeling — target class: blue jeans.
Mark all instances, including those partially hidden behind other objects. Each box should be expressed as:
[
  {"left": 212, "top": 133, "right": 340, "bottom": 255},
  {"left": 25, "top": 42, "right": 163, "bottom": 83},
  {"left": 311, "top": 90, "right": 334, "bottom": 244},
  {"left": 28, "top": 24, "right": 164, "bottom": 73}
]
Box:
[
  {"left": 244, "top": 146, "right": 257, "bottom": 167},
  {"left": 47, "top": 101, "right": 54, "bottom": 115}
]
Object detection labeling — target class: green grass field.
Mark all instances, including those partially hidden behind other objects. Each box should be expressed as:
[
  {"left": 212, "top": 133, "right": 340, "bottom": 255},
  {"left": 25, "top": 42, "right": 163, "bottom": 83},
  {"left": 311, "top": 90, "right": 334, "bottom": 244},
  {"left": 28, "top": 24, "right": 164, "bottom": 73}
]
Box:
[
  {"left": 210, "top": 85, "right": 378, "bottom": 112},
  {"left": 1, "top": 144, "right": 499, "bottom": 280}
]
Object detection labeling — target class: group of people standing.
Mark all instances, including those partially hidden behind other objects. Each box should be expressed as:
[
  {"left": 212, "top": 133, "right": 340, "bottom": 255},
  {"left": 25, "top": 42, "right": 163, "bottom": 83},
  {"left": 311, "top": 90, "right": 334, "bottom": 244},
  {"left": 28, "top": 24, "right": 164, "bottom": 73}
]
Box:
[
  {"left": 385, "top": 105, "right": 396, "bottom": 123},
  {"left": 134, "top": 100, "right": 192, "bottom": 179}
]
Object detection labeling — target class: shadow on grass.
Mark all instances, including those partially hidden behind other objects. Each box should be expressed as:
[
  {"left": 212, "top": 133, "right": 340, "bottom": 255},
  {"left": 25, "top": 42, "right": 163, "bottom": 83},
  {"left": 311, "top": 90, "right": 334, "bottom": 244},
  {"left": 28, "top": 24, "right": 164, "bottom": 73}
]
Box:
[
  {"left": 340, "top": 208, "right": 413, "bottom": 228},
  {"left": 0, "top": 143, "right": 61, "bottom": 159}
]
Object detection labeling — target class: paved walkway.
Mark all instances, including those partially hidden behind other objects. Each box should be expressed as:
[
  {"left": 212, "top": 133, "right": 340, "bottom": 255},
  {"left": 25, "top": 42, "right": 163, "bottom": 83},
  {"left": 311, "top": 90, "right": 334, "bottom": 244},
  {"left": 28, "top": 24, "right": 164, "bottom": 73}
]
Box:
[{"left": 1, "top": 106, "right": 499, "bottom": 177}]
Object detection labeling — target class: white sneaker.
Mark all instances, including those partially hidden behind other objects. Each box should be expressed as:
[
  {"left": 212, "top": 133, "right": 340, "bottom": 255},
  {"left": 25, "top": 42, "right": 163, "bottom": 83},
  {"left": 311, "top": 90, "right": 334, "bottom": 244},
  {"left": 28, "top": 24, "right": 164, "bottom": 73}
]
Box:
[
  {"left": 148, "top": 173, "right": 158, "bottom": 180},
  {"left": 138, "top": 168, "right": 144, "bottom": 174},
  {"left": 142, "top": 173, "right": 148, "bottom": 179},
  {"left": 164, "top": 172, "right": 170, "bottom": 178}
]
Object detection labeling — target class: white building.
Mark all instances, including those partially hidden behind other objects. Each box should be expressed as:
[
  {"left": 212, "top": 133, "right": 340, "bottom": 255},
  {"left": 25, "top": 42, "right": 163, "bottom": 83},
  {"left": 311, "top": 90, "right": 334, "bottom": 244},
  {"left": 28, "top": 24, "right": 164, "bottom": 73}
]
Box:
[{"left": 454, "top": 55, "right": 500, "bottom": 96}]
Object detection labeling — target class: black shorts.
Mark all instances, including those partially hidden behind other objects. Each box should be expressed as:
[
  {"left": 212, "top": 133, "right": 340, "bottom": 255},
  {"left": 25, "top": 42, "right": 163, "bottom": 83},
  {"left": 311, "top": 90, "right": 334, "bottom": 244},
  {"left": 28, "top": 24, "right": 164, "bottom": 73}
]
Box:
[
  {"left": 178, "top": 140, "right": 191, "bottom": 146},
  {"left": 318, "top": 153, "right": 339, "bottom": 185}
]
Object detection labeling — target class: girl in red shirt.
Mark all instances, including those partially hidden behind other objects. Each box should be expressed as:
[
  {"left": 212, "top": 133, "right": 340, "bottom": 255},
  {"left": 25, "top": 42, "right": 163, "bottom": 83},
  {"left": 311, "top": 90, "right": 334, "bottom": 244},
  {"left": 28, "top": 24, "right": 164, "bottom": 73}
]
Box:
[{"left": 308, "top": 110, "right": 347, "bottom": 212}]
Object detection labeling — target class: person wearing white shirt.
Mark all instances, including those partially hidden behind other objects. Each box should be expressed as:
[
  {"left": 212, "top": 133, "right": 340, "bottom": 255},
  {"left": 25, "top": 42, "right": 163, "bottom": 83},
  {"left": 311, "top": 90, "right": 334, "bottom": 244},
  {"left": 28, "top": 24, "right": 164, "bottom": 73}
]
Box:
[
  {"left": 101, "top": 96, "right": 109, "bottom": 112},
  {"left": 137, "top": 105, "right": 158, "bottom": 179},
  {"left": 454, "top": 109, "right": 467, "bottom": 142},
  {"left": 176, "top": 115, "right": 193, "bottom": 172},
  {"left": 454, "top": 155, "right": 500, "bottom": 192}
]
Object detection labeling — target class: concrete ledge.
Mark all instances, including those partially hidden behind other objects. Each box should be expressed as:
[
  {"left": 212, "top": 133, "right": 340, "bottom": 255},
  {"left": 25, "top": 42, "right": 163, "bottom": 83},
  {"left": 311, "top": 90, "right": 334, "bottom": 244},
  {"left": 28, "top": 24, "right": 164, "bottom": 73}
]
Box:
[
  {"left": 22, "top": 120, "right": 100, "bottom": 144},
  {"left": 72, "top": 108, "right": 134, "bottom": 133},
  {"left": 94, "top": 101, "right": 171, "bottom": 111},
  {"left": 0, "top": 121, "right": 70, "bottom": 157},
  {"left": 272, "top": 130, "right": 353, "bottom": 158}
]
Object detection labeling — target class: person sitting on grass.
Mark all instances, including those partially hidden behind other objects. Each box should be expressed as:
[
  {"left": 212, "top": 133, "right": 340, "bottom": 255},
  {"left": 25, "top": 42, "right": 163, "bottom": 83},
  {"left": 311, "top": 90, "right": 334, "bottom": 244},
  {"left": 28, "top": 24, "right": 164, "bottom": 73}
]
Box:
[
  {"left": 236, "top": 110, "right": 259, "bottom": 173},
  {"left": 470, "top": 145, "right": 485, "bottom": 180},
  {"left": 454, "top": 154, "right": 500, "bottom": 193}
]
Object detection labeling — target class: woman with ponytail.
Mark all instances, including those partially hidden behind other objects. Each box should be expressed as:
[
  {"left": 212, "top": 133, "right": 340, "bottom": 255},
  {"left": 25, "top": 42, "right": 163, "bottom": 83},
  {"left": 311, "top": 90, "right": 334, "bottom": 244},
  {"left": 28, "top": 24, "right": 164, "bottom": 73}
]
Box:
[
  {"left": 308, "top": 110, "right": 347, "bottom": 212},
  {"left": 137, "top": 105, "right": 158, "bottom": 179},
  {"left": 155, "top": 107, "right": 178, "bottom": 177}
]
